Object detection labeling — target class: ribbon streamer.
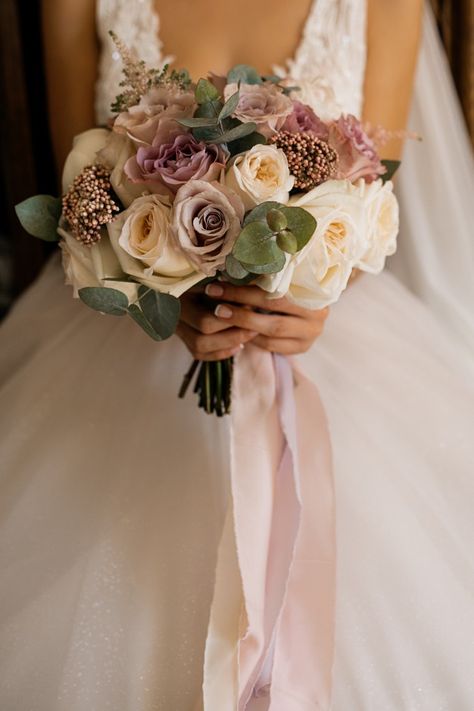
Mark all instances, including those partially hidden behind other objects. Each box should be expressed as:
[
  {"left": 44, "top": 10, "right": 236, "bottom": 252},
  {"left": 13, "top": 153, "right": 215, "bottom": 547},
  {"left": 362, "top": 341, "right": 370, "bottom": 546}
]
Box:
[{"left": 203, "top": 345, "right": 336, "bottom": 710}]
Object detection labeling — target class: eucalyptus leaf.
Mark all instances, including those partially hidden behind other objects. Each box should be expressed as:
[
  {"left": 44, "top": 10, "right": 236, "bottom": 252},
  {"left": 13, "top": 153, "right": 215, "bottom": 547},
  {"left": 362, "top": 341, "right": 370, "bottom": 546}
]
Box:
[
  {"left": 381, "top": 159, "right": 401, "bottom": 183},
  {"left": 79, "top": 287, "right": 129, "bottom": 315},
  {"left": 277, "top": 230, "right": 298, "bottom": 254},
  {"left": 262, "top": 75, "right": 282, "bottom": 83},
  {"left": 195, "top": 78, "right": 220, "bottom": 104},
  {"left": 218, "top": 91, "right": 240, "bottom": 121},
  {"left": 233, "top": 221, "right": 282, "bottom": 266},
  {"left": 227, "top": 64, "right": 263, "bottom": 85},
  {"left": 127, "top": 304, "right": 164, "bottom": 341},
  {"left": 15, "top": 194, "right": 61, "bottom": 242},
  {"left": 137, "top": 286, "right": 180, "bottom": 340},
  {"left": 243, "top": 201, "right": 283, "bottom": 227},
  {"left": 280, "top": 207, "right": 316, "bottom": 250},
  {"left": 192, "top": 126, "right": 223, "bottom": 142},
  {"left": 195, "top": 100, "right": 223, "bottom": 119},
  {"left": 228, "top": 131, "right": 266, "bottom": 157},
  {"left": 212, "top": 122, "right": 258, "bottom": 145},
  {"left": 225, "top": 254, "right": 250, "bottom": 280},
  {"left": 177, "top": 117, "right": 218, "bottom": 128},
  {"left": 242, "top": 250, "right": 286, "bottom": 274}
]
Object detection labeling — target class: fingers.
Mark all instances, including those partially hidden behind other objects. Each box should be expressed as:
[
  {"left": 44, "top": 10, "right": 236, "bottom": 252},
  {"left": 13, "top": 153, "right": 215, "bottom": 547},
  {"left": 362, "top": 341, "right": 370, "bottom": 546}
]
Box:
[
  {"left": 205, "top": 282, "right": 306, "bottom": 316},
  {"left": 176, "top": 322, "right": 257, "bottom": 361},
  {"left": 213, "top": 303, "right": 305, "bottom": 339},
  {"left": 180, "top": 292, "right": 231, "bottom": 335}
]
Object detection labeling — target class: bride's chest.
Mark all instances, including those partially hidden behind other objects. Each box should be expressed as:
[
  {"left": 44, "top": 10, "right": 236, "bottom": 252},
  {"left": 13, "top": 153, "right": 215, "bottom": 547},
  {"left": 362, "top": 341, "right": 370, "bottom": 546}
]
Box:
[{"left": 153, "top": 0, "right": 316, "bottom": 76}]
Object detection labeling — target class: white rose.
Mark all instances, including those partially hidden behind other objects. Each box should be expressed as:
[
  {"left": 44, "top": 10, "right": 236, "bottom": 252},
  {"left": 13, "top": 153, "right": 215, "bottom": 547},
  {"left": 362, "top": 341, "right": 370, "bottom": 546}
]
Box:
[
  {"left": 107, "top": 194, "right": 204, "bottom": 297},
  {"left": 58, "top": 226, "right": 125, "bottom": 298},
  {"left": 62, "top": 128, "right": 110, "bottom": 193},
  {"left": 256, "top": 180, "right": 366, "bottom": 309},
  {"left": 97, "top": 131, "right": 148, "bottom": 208},
  {"left": 353, "top": 179, "right": 399, "bottom": 274},
  {"left": 224, "top": 144, "right": 294, "bottom": 210}
]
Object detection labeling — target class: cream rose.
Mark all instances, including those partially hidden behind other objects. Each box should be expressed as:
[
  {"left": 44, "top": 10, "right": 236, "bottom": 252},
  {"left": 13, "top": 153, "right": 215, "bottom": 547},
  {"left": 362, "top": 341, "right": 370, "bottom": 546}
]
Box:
[
  {"left": 225, "top": 144, "right": 294, "bottom": 211},
  {"left": 256, "top": 180, "right": 366, "bottom": 308},
  {"left": 107, "top": 194, "right": 204, "bottom": 297},
  {"left": 353, "top": 179, "right": 399, "bottom": 274},
  {"left": 62, "top": 128, "right": 110, "bottom": 193},
  {"left": 58, "top": 225, "right": 125, "bottom": 298},
  {"left": 97, "top": 131, "right": 149, "bottom": 208}
]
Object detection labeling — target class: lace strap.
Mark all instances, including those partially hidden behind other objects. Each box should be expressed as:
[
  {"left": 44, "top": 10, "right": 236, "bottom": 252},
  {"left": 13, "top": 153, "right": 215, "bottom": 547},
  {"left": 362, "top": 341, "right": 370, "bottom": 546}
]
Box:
[{"left": 95, "top": 0, "right": 172, "bottom": 124}]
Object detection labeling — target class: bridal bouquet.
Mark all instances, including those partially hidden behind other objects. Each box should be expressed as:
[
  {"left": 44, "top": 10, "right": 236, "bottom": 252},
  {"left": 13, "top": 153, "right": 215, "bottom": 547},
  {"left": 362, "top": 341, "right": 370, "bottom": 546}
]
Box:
[{"left": 16, "top": 34, "right": 400, "bottom": 415}]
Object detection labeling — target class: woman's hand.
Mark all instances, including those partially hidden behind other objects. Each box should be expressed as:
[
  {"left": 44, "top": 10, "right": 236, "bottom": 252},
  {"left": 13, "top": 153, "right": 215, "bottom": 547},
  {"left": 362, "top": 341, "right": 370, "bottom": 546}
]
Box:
[{"left": 177, "top": 283, "right": 329, "bottom": 360}]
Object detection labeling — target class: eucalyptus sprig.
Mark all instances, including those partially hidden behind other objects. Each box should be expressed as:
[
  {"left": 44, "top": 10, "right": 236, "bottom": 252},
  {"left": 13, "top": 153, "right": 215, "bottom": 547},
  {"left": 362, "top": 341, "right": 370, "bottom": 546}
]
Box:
[{"left": 226, "top": 202, "right": 317, "bottom": 280}]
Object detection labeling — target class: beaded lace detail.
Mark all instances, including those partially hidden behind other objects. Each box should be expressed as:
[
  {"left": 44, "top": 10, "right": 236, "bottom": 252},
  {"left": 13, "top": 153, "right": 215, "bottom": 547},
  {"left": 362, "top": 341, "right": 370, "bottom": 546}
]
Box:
[{"left": 95, "top": 0, "right": 366, "bottom": 125}]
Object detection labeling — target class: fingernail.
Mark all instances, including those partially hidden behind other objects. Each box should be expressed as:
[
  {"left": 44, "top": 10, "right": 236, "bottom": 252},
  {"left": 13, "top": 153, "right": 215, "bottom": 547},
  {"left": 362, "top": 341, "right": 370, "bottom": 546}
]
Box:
[
  {"left": 205, "top": 283, "right": 224, "bottom": 297},
  {"left": 215, "top": 304, "right": 233, "bottom": 319}
]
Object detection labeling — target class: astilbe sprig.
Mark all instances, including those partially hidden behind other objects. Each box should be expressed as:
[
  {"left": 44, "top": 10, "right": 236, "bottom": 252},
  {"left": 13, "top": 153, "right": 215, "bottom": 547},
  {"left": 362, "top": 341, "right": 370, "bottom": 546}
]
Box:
[{"left": 109, "top": 31, "right": 192, "bottom": 113}]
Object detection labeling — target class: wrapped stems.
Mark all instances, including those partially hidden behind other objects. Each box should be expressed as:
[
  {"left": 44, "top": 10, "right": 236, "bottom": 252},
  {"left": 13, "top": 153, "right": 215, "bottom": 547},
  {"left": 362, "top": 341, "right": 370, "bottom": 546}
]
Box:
[{"left": 178, "top": 357, "right": 234, "bottom": 416}]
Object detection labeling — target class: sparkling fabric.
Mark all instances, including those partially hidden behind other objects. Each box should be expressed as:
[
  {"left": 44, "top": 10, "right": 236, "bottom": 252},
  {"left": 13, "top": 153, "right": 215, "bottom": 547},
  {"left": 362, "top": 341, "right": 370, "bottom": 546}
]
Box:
[{"left": 1, "top": 1, "right": 474, "bottom": 709}]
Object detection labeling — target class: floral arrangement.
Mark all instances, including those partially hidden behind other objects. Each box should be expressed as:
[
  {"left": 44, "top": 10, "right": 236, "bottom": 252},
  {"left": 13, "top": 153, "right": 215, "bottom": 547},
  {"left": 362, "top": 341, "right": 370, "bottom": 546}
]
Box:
[{"left": 16, "top": 34, "right": 401, "bottom": 415}]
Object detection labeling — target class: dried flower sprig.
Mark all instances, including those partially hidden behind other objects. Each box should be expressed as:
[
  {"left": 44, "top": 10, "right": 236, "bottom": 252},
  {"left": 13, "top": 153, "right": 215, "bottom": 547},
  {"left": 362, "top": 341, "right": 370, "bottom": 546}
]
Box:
[
  {"left": 270, "top": 131, "right": 338, "bottom": 191},
  {"left": 62, "top": 164, "right": 120, "bottom": 246},
  {"left": 109, "top": 31, "right": 192, "bottom": 113}
]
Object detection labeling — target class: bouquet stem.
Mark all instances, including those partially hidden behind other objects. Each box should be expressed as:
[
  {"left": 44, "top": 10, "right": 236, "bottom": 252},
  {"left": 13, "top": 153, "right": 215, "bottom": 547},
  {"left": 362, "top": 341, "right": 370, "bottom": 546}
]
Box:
[{"left": 178, "top": 357, "right": 234, "bottom": 416}]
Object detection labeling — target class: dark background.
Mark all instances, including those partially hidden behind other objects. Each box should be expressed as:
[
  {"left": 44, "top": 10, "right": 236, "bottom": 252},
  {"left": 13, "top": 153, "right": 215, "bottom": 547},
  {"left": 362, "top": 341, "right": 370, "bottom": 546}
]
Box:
[{"left": 0, "top": 0, "right": 473, "bottom": 320}]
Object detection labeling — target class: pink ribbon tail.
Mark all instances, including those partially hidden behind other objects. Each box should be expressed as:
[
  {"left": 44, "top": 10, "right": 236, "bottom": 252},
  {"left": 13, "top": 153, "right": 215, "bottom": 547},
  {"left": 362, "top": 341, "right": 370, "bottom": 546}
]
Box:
[{"left": 202, "top": 346, "right": 336, "bottom": 710}]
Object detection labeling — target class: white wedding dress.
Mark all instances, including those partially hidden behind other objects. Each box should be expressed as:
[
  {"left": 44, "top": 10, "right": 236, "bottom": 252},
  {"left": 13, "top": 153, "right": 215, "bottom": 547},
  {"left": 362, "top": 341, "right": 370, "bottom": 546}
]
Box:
[{"left": 1, "top": 1, "right": 474, "bottom": 709}]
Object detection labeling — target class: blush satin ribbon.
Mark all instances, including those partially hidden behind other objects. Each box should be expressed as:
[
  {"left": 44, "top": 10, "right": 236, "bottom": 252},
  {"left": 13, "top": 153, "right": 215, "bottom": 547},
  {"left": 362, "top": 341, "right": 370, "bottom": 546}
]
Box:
[{"left": 203, "top": 345, "right": 336, "bottom": 710}]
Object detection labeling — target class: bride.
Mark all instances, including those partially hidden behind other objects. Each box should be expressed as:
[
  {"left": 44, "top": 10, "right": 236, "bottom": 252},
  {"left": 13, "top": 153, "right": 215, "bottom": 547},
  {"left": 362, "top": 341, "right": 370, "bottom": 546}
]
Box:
[{"left": 1, "top": 0, "right": 474, "bottom": 709}]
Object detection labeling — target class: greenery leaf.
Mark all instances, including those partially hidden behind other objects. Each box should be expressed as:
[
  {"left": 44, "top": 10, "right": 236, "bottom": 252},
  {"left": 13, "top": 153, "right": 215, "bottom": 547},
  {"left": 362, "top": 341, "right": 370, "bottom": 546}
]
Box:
[
  {"left": 262, "top": 74, "right": 282, "bottom": 83},
  {"left": 212, "top": 122, "right": 258, "bottom": 145},
  {"left": 228, "top": 131, "right": 266, "bottom": 157},
  {"left": 227, "top": 64, "right": 263, "bottom": 85},
  {"left": 381, "top": 159, "right": 401, "bottom": 183},
  {"left": 276, "top": 230, "right": 298, "bottom": 254},
  {"left": 218, "top": 91, "right": 240, "bottom": 121},
  {"left": 79, "top": 287, "right": 129, "bottom": 315},
  {"left": 233, "top": 221, "right": 282, "bottom": 266},
  {"left": 177, "top": 117, "right": 218, "bottom": 128},
  {"left": 243, "top": 201, "right": 284, "bottom": 227},
  {"left": 280, "top": 207, "right": 316, "bottom": 250},
  {"left": 224, "top": 254, "right": 250, "bottom": 280},
  {"left": 135, "top": 285, "right": 180, "bottom": 340},
  {"left": 195, "top": 100, "right": 223, "bottom": 119},
  {"left": 242, "top": 250, "right": 286, "bottom": 274},
  {"left": 195, "top": 78, "right": 221, "bottom": 104},
  {"left": 15, "top": 194, "right": 61, "bottom": 242}
]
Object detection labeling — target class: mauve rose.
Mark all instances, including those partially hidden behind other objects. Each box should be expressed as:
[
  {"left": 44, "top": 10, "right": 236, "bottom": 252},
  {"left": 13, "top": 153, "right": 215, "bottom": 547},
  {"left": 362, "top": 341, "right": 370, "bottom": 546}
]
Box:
[
  {"left": 124, "top": 133, "right": 228, "bottom": 195},
  {"left": 171, "top": 180, "right": 244, "bottom": 276},
  {"left": 328, "top": 114, "right": 386, "bottom": 183},
  {"left": 224, "top": 82, "right": 293, "bottom": 137},
  {"left": 281, "top": 101, "right": 329, "bottom": 139},
  {"left": 113, "top": 86, "right": 196, "bottom": 145}
]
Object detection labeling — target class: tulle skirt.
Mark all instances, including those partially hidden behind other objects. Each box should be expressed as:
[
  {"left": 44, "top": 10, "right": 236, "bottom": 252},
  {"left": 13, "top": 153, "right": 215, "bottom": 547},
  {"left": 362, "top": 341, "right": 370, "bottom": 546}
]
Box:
[{"left": 1, "top": 254, "right": 473, "bottom": 710}]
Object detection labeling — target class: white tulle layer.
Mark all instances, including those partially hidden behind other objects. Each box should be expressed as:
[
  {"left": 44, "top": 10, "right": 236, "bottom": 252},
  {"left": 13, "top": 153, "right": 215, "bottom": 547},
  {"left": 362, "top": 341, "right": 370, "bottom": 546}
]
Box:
[{"left": 1, "top": 256, "right": 473, "bottom": 710}]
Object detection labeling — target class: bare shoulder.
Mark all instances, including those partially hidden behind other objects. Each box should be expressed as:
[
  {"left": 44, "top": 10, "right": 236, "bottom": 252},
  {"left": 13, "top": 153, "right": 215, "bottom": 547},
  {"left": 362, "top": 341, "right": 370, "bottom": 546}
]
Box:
[{"left": 363, "top": 0, "right": 424, "bottom": 157}]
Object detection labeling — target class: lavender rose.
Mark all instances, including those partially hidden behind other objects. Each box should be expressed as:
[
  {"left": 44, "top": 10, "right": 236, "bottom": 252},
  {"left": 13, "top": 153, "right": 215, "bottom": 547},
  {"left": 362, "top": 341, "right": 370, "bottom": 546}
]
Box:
[
  {"left": 281, "top": 101, "right": 329, "bottom": 139},
  {"left": 224, "top": 82, "right": 293, "bottom": 137},
  {"left": 113, "top": 86, "right": 196, "bottom": 145},
  {"left": 171, "top": 180, "right": 245, "bottom": 276},
  {"left": 328, "top": 115, "right": 386, "bottom": 183},
  {"left": 124, "top": 133, "right": 228, "bottom": 195}
]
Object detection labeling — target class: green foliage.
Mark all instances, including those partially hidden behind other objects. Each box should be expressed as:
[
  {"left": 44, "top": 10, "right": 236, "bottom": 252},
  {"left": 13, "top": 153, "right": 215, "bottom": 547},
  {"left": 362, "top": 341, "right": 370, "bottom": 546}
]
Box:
[
  {"left": 15, "top": 195, "right": 61, "bottom": 242},
  {"left": 266, "top": 208, "right": 288, "bottom": 232},
  {"left": 128, "top": 286, "right": 181, "bottom": 341},
  {"left": 276, "top": 230, "right": 298, "bottom": 254},
  {"left": 279, "top": 206, "right": 316, "bottom": 251},
  {"left": 195, "top": 78, "right": 220, "bottom": 104},
  {"left": 227, "top": 64, "right": 263, "bottom": 85},
  {"left": 224, "top": 254, "right": 251, "bottom": 280},
  {"left": 243, "top": 201, "right": 283, "bottom": 226},
  {"left": 212, "top": 122, "right": 258, "bottom": 145},
  {"left": 79, "top": 287, "right": 129, "bottom": 316},
  {"left": 229, "top": 131, "right": 266, "bottom": 156},
  {"left": 178, "top": 117, "right": 218, "bottom": 128},
  {"left": 381, "top": 159, "right": 401, "bottom": 183},
  {"left": 218, "top": 91, "right": 240, "bottom": 121},
  {"left": 233, "top": 222, "right": 281, "bottom": 266}
]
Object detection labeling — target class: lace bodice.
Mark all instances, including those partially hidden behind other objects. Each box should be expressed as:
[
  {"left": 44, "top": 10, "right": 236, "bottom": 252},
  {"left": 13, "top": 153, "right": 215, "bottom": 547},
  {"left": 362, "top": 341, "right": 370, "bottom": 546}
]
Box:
[{"left": 95, "top": 0, "right": 367, "bottom": 125}]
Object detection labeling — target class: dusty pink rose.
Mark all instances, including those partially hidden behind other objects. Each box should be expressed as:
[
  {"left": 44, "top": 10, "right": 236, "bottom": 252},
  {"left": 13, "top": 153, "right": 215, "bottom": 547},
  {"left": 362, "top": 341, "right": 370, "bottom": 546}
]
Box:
[
  {"left": 224, "top": 82, "right": 293, "bottom": 137},
  {"left": 124, "top": 133, "right": 228, "bottom": 195},
  {"left": 328, "top": 114, "right": 386, "bottom": 183},
  {"left": 113, "top": 86, "right": 196, "bottom": 145},
  {"left": 171, "top": 180, "right": 244, "bottom": 276},
  {"left": 281, "top": 101, "right": 329, "bottom": 139}
]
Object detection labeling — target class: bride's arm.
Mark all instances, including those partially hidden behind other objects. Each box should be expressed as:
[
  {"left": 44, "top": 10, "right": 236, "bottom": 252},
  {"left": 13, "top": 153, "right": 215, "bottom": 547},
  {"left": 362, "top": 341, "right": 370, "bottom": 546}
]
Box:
[
  {"left": 363, "top": 0, "right": 423, "bottom": 159},
  {"left": 42, "top": 0, "right": 98, "bottom": 173}
]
